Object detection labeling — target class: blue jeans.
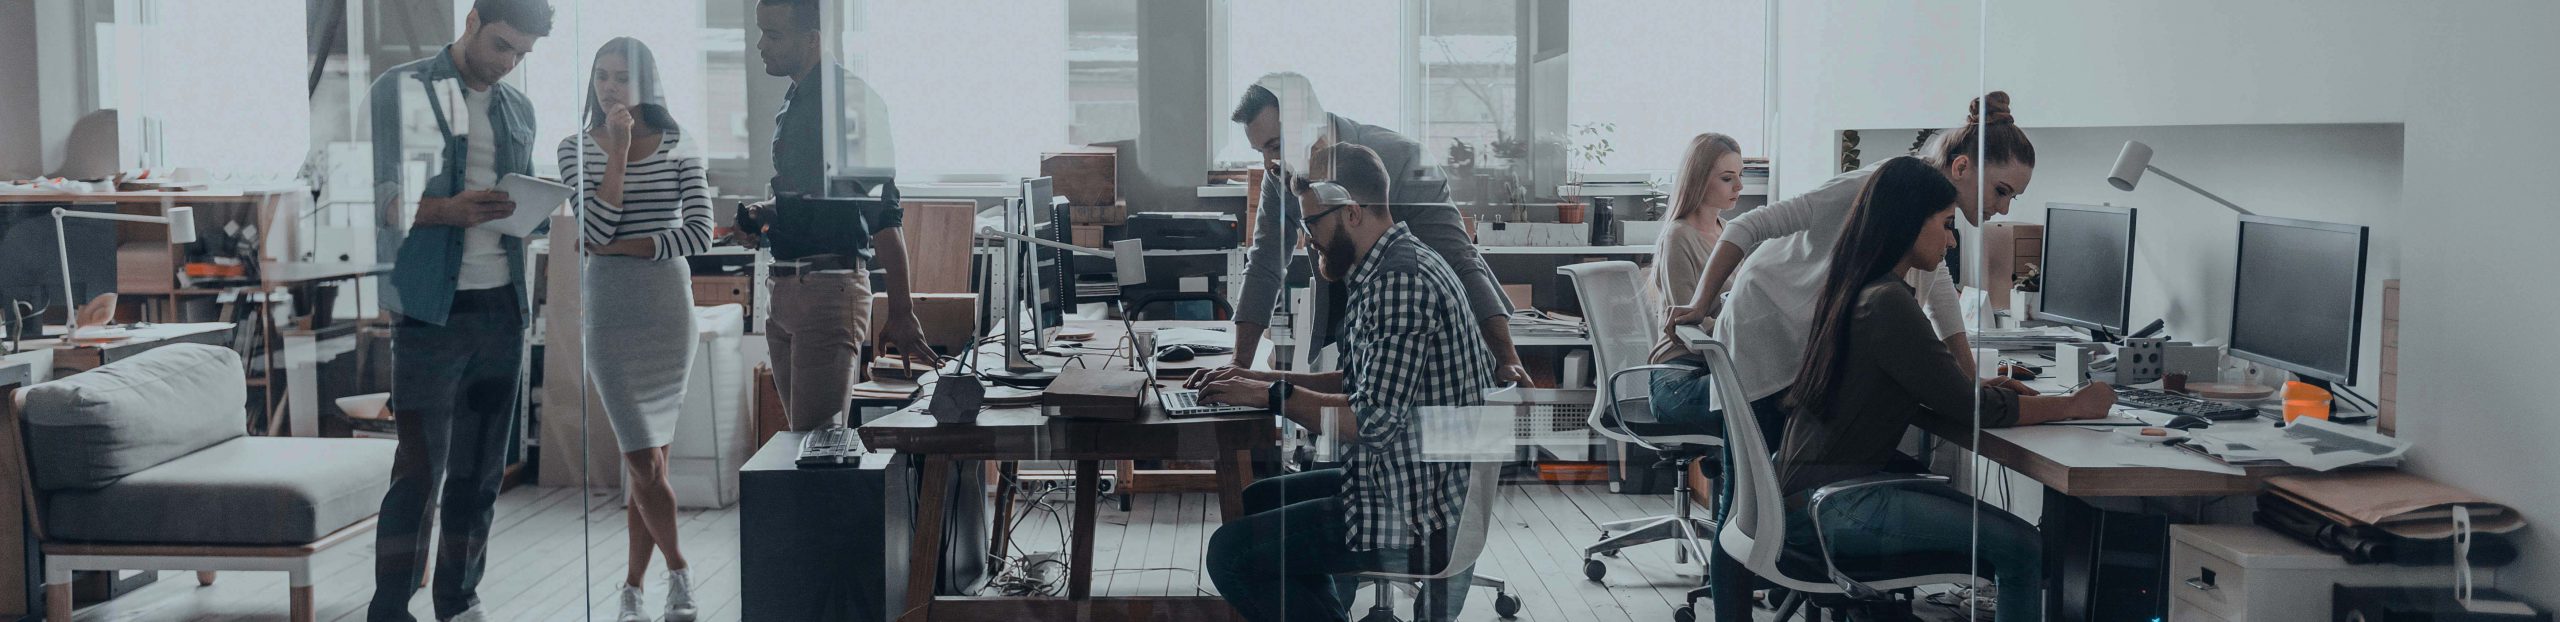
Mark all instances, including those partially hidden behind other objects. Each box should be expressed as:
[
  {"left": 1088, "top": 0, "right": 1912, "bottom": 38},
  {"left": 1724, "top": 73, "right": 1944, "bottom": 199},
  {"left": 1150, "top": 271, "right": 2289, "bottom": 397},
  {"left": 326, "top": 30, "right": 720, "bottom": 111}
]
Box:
[
  {"left": 369, "top": 289, "right": 523, "bottom": 621},
  {"left": 1788, "top": 483, "right": 2044, "bottom": 622},
  {"left": 1646, "top": 375, "right": 1794, "bottom": 622},
  {"left": 1206, "top": 469, "right": 1471, "bottom": 622}
]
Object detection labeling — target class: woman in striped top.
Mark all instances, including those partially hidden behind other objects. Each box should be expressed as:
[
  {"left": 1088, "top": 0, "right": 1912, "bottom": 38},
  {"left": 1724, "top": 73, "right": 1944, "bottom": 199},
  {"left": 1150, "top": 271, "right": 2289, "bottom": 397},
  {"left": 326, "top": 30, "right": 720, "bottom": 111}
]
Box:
[{"left": 560, "top": 36, "right": 711, "bottom": 622}]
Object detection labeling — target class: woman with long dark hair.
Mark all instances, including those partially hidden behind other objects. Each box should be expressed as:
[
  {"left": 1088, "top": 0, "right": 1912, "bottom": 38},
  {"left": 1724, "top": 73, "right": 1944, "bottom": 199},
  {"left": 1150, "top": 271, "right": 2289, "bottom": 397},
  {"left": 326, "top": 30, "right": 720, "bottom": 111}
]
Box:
[
  {"left": 557, "top": 36, "right": 713, "bottom": 622},
  {"left": 1775, "top": 157, "right": 2111, "bottom": 621}
]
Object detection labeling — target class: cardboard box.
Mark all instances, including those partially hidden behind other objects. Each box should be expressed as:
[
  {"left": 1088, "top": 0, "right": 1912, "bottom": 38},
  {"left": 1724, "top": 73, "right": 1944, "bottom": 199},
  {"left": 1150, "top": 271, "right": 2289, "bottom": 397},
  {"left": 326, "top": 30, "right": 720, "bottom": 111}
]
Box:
[
  {"left": 868, "top": 292, "right": 978, "bottom": 354},
  {"left": 1071, "top": 224, "right": 1106, "bottom": 249},
  {"left": 1981, "top": 222, "right": 2044, "bottom": 309},
  {"left": 1068, "top": 203, "right": 1128, "bottom": 226},
  {"left": 1043, "top": 367, "right": 1151, "bottom": 421},
  {"left": 1502, "top": 284, "right": 1535, "bottom": 310},
  {"left": 1042, "top": 146, "right": 1118, "bottom": 207},
  {"left": 2378, "top": 279, "right": 2401, "bottom": 435},
  {"left": 692, "top": 275, "right": 752, "bottom": 310}
]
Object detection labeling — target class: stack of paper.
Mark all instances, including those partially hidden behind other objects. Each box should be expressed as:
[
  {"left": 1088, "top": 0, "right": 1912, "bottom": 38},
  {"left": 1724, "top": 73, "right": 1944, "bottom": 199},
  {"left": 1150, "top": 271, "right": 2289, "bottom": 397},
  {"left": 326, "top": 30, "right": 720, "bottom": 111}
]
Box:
[{"left": 2180, "top": 418, "right": 2411, "bottom": 471}]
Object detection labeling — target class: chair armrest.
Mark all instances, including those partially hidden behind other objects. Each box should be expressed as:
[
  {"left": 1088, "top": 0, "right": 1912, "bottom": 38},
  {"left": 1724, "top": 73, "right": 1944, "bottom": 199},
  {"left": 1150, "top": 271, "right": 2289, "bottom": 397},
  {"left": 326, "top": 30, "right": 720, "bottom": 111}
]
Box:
[
  {"left": 1599, "top": 362, "right": 1706, "bottom": 451},
  {"left": 1805, "top": 473, "right": 1952, "bottom": 598}
]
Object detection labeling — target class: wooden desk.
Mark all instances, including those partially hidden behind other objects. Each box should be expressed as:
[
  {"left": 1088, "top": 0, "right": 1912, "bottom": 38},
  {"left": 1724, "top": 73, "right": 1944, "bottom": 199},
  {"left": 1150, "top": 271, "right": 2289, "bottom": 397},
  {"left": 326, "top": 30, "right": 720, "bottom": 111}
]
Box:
[{"left": 861, "top": 320, "right": 1267, "bottom": 622}]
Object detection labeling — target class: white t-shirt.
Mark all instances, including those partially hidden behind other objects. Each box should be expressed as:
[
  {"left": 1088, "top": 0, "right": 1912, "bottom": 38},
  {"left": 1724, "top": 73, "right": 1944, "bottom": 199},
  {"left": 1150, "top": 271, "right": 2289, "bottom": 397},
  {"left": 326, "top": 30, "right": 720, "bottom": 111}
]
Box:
[
  {"left": 1714, "top": 163, "right": 1964, "bottom": 401},
  {"left": 454, "top": 87, "right": 510, "bottom": 290}
]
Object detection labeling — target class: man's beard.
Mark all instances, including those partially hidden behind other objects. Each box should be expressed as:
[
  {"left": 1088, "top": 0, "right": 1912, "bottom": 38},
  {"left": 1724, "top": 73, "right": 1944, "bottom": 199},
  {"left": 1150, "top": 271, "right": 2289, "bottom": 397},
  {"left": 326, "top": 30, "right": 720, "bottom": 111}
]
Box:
[{"left": 1310, "top": 227, "right": 1358, "bottom": 282}]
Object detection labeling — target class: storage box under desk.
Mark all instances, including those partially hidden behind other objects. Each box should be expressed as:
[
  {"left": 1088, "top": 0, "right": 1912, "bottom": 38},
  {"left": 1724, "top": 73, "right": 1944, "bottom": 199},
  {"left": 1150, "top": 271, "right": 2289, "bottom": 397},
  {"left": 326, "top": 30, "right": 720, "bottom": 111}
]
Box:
[{"left": 2168, "top": 524, "right": 2480, "bottom": 622}]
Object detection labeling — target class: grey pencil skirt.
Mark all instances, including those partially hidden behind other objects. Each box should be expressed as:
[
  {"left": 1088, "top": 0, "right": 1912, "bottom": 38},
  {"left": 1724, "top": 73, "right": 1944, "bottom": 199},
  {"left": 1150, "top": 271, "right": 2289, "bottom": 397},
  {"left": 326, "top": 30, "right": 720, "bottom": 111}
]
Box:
[{"left": 583, "top": 253, "right": 697, "bottom": 452}]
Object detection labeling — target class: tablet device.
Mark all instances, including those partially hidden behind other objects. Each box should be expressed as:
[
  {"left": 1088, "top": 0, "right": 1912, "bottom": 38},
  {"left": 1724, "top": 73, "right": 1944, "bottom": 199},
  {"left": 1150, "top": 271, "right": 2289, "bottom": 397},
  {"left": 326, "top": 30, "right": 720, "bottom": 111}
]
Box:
[{"left": 480, "top": 173, "right": 575, "bottom": 237}]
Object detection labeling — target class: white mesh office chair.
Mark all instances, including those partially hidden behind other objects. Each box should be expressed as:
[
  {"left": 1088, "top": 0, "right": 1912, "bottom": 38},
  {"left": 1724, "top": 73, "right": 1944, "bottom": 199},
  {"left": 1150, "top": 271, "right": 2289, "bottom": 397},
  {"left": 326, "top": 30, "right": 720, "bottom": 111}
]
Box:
[
  {"left": 1351, "top": 460, "right": 1522, "bottom": 621},
  {"left": 1703, "top": 338, "right": 1985, "bottom": 621},
  {"left": 1556, "top": 261, "right": 1724, "bottom": 582}
]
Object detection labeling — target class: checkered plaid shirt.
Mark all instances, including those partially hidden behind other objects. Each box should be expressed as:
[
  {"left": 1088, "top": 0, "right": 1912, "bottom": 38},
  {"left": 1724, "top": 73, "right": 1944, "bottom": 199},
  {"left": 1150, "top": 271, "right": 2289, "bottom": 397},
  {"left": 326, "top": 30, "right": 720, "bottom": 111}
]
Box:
[{"left": 1337, "top": 222, "right": 1496, "bottom": 552}]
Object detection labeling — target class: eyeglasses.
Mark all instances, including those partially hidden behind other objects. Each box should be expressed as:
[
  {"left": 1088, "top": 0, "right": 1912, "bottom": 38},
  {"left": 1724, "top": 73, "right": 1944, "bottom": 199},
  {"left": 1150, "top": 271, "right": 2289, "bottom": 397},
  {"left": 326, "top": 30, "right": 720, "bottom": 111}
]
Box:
[{"left": 1292, "top": 177, "right": 1356, "bottom": 228}]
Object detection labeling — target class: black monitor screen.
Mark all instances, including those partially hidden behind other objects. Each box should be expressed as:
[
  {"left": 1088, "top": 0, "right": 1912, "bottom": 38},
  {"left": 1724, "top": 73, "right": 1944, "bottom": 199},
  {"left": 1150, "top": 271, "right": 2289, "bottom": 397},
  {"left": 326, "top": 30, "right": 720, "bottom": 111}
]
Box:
[
  {"left": 2036, "top": 204, "right": 2135, "bottom": 334},
  {"left": 2229, "top": 216, "right": 2368, "bottom": 384}
]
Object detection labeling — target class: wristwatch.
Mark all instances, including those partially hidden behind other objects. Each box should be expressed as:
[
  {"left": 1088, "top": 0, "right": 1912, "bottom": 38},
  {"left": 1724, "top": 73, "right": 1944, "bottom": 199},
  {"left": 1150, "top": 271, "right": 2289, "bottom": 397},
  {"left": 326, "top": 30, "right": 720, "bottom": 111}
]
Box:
[{"left": 1267, "top": 379, "right": 1292, "bottom": 410}]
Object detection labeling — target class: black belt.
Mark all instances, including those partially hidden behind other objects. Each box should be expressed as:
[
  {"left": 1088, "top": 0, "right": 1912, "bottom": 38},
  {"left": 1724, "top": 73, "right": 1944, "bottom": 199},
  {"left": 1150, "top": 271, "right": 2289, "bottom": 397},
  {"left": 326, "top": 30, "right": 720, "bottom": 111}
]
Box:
[{"left": 448, "top": 287, "right": 518, "bottom": 314}]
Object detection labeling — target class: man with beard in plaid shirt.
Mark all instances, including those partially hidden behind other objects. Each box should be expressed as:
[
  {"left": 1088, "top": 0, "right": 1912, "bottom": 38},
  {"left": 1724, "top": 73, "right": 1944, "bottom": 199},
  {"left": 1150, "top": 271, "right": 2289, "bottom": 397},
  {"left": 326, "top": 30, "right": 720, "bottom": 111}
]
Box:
[{"left": 1193, "top": 143, "right": 1496, "bottom": 621}]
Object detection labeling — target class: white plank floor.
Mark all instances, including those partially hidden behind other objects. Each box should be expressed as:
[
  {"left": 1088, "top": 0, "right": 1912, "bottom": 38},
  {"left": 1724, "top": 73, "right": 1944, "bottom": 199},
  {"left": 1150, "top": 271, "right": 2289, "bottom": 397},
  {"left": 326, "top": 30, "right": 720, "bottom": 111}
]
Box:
[{"left": 67, "top": 482, "right": 1979, "bottom": 621}]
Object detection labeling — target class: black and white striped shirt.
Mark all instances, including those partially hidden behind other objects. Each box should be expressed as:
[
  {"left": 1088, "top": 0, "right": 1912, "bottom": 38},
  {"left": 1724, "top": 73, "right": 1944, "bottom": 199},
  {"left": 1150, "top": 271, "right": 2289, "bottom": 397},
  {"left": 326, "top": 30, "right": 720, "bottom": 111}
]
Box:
[
  {"left": 1338, "top": 222, "right": 1496, "bottom": 552},
  {"left": 558, "top": 128, "right": 714, "bottom": 260}
]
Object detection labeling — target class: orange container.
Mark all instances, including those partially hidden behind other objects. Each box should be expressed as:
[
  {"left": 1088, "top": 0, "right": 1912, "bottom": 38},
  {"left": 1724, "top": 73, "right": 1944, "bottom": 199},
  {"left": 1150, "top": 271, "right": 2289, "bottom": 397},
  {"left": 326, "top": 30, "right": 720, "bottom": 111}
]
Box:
[{"left": 2282, "top": 381, "right": 2332, "bottom": 423}]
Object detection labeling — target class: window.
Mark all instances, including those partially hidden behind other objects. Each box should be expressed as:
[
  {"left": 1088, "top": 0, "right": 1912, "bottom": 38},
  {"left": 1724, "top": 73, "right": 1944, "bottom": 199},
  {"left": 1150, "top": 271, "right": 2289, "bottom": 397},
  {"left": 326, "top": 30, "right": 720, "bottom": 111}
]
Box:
[
  {"left": 1068, "top": 0, "right": 1138, "bottom": 146},
  {"left": 1567, "top": 0, "right": 1768, "bottom": 177},
  {"left": 851, "top": 0, "right": 1068, "bottom": 179},
  {"left": 1217, "top": 0, "right": 1408, "bottom": 167}
]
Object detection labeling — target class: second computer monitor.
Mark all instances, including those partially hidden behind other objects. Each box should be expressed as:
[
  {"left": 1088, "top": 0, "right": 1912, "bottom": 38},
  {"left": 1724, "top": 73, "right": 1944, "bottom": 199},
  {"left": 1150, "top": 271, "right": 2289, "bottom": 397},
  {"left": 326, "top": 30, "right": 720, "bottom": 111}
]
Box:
[
  {"left": 2229, "top": 215, "right": 2369, "bottom": 386},
  {"left": 2036, "top": 203, "right": 2137, "bottom": 336}
]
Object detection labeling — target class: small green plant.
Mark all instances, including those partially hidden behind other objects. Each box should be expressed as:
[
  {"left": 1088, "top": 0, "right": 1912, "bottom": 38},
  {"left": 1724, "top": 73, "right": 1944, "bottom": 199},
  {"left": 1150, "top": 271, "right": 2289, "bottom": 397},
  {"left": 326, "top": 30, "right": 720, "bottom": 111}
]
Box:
[{"left": 1568, "top": 121, "right": 1616, "bottom": 170}]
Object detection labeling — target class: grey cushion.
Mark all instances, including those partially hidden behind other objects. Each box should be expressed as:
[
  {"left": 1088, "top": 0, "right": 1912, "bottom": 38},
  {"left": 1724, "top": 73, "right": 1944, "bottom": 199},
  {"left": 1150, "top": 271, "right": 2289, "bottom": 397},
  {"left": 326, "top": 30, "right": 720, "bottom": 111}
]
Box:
[
  {"left": 46, "top": 437, "right": 395, "bottom": 545},
  {"left": 22, "top": 343, "right": 246, "bottom": 491}
]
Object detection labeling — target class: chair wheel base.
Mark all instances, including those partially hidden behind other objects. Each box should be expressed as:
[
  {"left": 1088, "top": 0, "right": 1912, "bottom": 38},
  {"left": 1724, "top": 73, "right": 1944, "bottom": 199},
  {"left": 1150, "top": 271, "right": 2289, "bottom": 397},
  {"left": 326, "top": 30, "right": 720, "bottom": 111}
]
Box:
[
  {"left": 1673, "top": 604, "right": 1697, "bottom": 622},
  {"left": 1494, "top": 592, "right": 1523, "bottom": 618},
  {"left": 1582, "top": 558, "right": 1608, "bottom": 581},
  {"left": 1358, "top": 608, "right": 1403, "bottom": 622}
]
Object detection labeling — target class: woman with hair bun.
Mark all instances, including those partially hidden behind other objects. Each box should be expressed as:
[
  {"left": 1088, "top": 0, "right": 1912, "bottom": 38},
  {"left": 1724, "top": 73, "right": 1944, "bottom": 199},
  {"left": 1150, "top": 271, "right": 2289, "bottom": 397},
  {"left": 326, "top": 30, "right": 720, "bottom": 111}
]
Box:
[{"left": 1664, "top": 93, "right": 2040, "bottom": 621}]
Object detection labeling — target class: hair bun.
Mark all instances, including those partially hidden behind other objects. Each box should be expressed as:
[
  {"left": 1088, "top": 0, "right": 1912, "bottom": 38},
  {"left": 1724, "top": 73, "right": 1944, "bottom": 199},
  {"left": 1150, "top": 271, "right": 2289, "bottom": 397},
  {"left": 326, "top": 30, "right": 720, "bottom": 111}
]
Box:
[{"left": 1969, "top": 91, "right": 2016, "bottom": 127}]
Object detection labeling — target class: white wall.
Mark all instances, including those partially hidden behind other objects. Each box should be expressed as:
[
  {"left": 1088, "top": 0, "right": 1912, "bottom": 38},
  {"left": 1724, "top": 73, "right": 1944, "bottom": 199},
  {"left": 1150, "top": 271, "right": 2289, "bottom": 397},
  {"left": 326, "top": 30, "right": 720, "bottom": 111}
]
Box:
[
  {"left": 0, "top": 1, "right": 38, "bottom": 179},
  {"left": 1778, "top": 0, "right": 2556, "bottom": 595},
  {"left": 1567, "top": 0, "right": 1768, "bottom": 175},
  {"left": 2395, "top": 0, "right": 2560, "bottom": 597},
  {"left": 2014, "top": 124, "right": 2404, "bottom": 393}
]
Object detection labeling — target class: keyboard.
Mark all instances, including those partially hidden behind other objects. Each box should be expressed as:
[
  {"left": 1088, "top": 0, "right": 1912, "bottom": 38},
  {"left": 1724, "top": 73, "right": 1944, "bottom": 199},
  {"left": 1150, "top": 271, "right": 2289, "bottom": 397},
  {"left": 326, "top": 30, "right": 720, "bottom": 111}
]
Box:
[
  {"left": 796, "top": 425, "right": 867, "bottom": 468},
  {"left": 2113, "top": 386, "right": 2261, "bottom": 421},
  {"left": 1161, "top": 389, "right": 1262, "bottom": 417}
]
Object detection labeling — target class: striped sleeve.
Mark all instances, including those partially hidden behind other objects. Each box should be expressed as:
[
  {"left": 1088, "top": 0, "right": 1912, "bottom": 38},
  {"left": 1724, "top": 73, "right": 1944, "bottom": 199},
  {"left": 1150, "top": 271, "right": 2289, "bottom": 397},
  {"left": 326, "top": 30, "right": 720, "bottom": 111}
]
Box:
[
  {"left": 647, "top": 155, "right": 717, "bottom": 260},
  {"left": 560, "top": 136, "right": 618, "bottom": 249}
]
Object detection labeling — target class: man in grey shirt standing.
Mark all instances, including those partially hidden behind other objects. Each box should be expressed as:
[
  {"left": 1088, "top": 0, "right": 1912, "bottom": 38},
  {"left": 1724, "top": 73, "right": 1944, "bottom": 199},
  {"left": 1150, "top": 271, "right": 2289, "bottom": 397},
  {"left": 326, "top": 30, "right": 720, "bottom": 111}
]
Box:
[{"left": 1224, "top": 78, "right": 1529, "bottom": 385}]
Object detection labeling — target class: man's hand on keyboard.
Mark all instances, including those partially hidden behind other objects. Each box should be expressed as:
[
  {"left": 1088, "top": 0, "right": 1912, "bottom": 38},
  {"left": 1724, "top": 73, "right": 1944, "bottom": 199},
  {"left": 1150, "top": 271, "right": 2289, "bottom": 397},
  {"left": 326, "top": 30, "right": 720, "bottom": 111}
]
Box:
[
  {"left": 1186, "top": 365, "right": 1276, "bottom": 390},
  {"left": 1198, "top": 377, "right": 1274, "bottom": 408}
]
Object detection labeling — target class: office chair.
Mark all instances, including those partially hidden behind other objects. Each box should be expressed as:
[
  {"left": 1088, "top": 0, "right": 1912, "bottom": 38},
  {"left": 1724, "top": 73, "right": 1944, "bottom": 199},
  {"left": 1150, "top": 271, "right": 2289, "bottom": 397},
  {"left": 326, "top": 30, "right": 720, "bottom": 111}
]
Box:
[
  {"left": 1350, "top": 460, "right": 1523, "bottom": 621},
  {"left": 1704, "top": 337, "right": 1984, "bottom": 622},
  {"left": 1556, "top": 261, "right": 1724, "bottom": 582}
]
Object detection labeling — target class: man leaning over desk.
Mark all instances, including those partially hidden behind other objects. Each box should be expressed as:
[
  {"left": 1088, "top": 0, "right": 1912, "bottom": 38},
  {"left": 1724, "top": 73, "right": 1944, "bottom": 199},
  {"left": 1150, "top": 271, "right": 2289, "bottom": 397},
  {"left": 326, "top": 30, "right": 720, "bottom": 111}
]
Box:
[
  {"left": 1192, "top": 144, "right": 1496, "bottom": 621},
  {"left": 1224, "top": 73, "right": 1529, "bottom": 385}
]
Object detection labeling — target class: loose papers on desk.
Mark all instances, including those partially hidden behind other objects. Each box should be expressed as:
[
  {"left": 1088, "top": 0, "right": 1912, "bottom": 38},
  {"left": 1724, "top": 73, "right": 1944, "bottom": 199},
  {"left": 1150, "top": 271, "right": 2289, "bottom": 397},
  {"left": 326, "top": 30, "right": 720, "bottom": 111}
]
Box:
[
  {"left": 1508, "top": 309, "right": 1589, "bottom": 340},
  {"left": 1971, "top": 326, "right": 2088, "bottom": 350},
  {"left": 2181, "top": 417, "right": 2410, "bottom": 472}
]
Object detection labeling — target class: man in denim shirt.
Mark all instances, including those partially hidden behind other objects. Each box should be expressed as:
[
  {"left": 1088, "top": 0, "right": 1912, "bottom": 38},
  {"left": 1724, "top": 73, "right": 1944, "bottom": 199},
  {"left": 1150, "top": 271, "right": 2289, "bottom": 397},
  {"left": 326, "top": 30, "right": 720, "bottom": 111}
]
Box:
[{"left": 363, "top": 1, "right": 550, "bottom": 620}]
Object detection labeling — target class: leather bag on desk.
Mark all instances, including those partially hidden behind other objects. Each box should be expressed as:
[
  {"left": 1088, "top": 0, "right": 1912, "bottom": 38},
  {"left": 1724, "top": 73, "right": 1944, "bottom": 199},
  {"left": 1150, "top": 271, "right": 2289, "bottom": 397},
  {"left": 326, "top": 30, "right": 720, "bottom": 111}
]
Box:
[{"left": 1043, "top": 367, "right": 1150, "bottom": 421}]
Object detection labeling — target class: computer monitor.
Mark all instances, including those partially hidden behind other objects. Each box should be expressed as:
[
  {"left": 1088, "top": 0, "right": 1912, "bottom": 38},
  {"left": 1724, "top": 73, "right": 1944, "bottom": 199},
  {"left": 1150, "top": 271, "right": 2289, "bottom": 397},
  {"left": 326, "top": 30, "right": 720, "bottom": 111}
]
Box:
[
  {"left": 2228, "top": 215, "right": 2369, "bottom": 387},
  {"left": 2035, "top": 203, "right": 2137, "bottom": 338},
  {"left": 1025, "top": 177, "right": 1072, "bottom": 329},
  {"left": 0, "top": 204, "right": 119, "bottom": 340}
]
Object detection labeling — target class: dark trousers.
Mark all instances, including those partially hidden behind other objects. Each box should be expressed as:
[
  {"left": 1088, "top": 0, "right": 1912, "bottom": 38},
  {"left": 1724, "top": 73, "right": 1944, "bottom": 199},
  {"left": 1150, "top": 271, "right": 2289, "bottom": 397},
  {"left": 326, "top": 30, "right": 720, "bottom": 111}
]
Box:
[
  {"left": 1206, "top": 470, "right": 1471, "bottom": 622},
  {"left": 368, "top": 289, "right": 524, "bottom": 621}
]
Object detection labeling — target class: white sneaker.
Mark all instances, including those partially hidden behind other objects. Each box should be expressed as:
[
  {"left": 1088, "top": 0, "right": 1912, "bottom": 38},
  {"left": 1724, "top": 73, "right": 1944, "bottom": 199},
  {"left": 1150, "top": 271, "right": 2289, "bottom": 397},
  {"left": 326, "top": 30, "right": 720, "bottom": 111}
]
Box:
[
  {"left": 616, "top": 585, "right": 647, "bottom": 622},
  {"left": 662, "top": 569, "right": 699, "bottom": 622},
  {"left": 446, "top": 608, "right": 489, "bottom": 622}
]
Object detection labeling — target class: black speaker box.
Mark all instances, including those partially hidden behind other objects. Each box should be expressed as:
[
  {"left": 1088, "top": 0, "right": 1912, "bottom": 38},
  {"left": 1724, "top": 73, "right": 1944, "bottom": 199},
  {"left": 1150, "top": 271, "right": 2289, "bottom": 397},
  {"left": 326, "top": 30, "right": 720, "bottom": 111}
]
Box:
[{"left": 2335, "top": 585, "right": 2549, "bottom": 622}]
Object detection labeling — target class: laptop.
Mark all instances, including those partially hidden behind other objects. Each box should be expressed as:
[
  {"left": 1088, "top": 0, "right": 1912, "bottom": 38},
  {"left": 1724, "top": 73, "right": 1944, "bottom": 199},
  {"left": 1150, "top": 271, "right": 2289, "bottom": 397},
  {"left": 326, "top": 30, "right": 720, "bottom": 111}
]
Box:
[{"left": 1160, "top": 388, "right": 1262, "bottom": 418}]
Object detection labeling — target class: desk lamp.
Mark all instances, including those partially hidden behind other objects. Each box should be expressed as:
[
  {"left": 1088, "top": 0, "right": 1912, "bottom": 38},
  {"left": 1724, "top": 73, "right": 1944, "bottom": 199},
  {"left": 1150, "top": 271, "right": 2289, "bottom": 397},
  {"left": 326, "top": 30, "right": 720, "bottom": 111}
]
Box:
[
  {"left": 53, "top": 205, "right": 197, "bottom": 321},
  {"left": 2106, "top": 140, "right": 2254, "bottom": 216},
  {"left": 974, "top": 228, "right": 1147, "bottom": 383}
]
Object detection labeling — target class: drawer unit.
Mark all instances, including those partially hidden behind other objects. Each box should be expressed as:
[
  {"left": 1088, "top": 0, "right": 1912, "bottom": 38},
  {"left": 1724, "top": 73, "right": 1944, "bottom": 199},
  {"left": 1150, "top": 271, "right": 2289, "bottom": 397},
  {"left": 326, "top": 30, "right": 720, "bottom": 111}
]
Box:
[{"left": 2169, "top": 525, "right": 2478, "bottom": 622}]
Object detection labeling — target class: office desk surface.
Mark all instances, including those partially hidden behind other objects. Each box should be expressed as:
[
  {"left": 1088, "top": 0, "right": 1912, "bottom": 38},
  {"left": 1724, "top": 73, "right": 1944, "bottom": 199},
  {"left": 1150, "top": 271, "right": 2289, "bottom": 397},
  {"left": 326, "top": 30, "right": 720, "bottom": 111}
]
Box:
[
  {"left": 22, "top": 322, "right": 234, "bottom": 373},
  {"left": 864, "top": 319, "right": 1260, "bottom": 622},
  {"left": 1677, "top": 326, "right": 2316, "bottom": 497}
]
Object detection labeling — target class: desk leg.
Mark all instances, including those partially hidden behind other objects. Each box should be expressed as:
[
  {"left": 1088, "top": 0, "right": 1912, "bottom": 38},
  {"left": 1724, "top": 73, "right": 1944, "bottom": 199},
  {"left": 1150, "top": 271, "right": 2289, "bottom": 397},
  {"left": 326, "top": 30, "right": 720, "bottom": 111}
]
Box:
[
  {"left": 990, "top": 461, "right": 1017, "bottom": 560},
  {"left": 1215, "top": 450, "right": 1252, "bottom": 520},
  {"left": 902, "top": 454, "right": 953, "bottom": 622},
  {"left": 1069, "top": 460, "right": 1101, "bottom": 599}
]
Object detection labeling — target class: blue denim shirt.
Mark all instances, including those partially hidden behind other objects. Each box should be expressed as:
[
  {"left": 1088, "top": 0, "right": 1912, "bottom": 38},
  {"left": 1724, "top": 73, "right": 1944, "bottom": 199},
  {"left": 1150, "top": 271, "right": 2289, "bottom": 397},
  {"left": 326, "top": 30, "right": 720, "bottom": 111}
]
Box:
[{"left": 369, "top": 46, "right": 539, "bottom": 326}]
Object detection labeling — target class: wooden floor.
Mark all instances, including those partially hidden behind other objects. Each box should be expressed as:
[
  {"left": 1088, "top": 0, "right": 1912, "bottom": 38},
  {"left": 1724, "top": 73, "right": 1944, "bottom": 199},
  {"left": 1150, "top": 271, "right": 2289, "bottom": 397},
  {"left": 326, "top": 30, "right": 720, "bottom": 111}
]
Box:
[{"left": 68, "top": 481, "right": 1971, "bottom": 621}]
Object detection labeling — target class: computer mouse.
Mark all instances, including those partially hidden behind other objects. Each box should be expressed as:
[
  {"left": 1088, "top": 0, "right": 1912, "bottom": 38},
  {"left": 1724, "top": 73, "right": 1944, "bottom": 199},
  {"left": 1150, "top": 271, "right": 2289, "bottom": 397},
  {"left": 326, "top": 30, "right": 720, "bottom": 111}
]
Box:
[
  {"left": 1156, "top": 344, "right": 1197, "bottom": 362},
  {"left": 2164, "top": 415, "right": 2213, "bottom": 430}
]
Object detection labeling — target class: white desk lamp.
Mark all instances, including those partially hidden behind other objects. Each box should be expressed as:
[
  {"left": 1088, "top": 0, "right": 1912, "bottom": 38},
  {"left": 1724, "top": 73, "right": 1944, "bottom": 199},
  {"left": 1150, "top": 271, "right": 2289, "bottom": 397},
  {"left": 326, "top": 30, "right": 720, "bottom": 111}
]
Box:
[
  {"left": 975, "top": 228, "right": 1147, "bottom": 379},
  {"left": 53, "top": 205, "right": 198, "bottom": 320},
  {"left": 2107, "top": 140, "right": 2254, "bottom": 216}
]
